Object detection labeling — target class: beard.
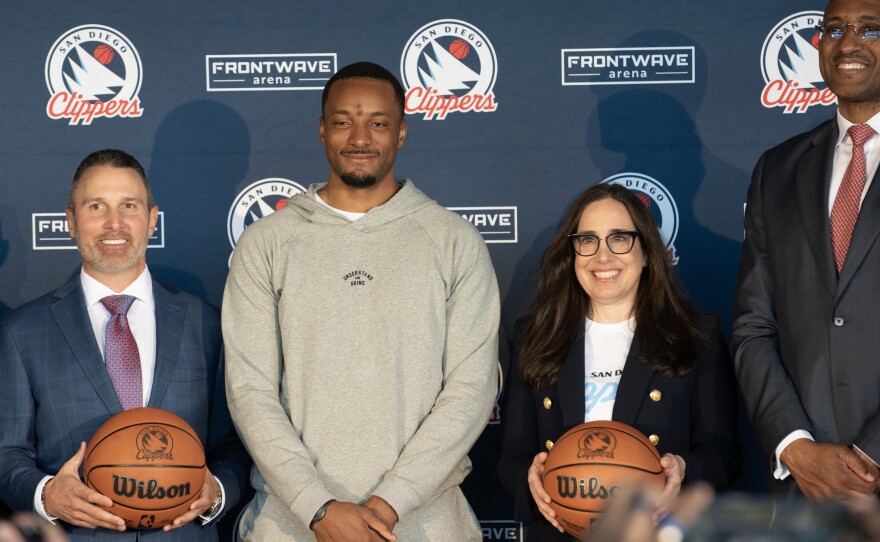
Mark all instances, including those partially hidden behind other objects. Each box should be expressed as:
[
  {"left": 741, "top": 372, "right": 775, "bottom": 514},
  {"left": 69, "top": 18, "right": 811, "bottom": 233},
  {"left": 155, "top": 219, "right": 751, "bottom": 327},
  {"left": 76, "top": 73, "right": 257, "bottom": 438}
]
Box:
[
  {"left": 74, "top": 229, "right": 147, "bottom": 275},
  {"left": 340, "top": 171, "right": 378, "bottom": 188}
]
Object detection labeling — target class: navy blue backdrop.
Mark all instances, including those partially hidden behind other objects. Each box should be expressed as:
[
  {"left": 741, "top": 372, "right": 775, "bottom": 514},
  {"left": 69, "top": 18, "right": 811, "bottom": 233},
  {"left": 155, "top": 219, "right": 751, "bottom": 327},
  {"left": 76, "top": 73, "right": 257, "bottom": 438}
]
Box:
[{"left": 0, "top": 1, "right": 835, "bottom": 539}]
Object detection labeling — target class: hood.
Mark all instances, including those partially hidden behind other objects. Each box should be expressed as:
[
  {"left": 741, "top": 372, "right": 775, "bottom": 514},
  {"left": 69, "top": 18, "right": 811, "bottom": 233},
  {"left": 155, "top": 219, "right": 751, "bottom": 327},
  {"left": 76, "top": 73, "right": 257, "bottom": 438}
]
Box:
[{"left": 282, "top": 179, "right": 437, "bottom": 232}]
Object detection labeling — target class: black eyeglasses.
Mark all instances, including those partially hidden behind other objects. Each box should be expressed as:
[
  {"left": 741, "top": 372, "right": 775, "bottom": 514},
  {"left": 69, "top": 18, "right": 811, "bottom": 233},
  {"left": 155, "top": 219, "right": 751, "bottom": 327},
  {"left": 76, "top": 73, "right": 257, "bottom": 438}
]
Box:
[
  {"left": 815, "top": 23, "right": 880, "bottom": 41},
  {"left": 568, "top": 231, "right": 640, "bottom": 257}
]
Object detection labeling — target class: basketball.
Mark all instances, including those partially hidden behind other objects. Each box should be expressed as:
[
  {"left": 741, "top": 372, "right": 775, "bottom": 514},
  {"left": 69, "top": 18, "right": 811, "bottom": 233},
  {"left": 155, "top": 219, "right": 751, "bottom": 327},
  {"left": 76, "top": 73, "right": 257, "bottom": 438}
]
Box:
[
  {"left": 542, "top": 421, "right": 664, "bottom": 538},
  {"left": 93, "top": 44, "right": 115, "bottom": 65},
  {"left": 83, "top": 407, "right": 207, "bottom": 530},
  {"left": 449, "top": 39, "right": 470, "bottom": 59}
]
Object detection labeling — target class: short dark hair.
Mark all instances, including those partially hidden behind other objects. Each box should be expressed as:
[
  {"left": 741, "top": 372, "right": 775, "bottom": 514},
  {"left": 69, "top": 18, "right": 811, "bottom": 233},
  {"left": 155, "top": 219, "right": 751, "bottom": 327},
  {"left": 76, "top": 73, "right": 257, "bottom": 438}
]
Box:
[
  {"left": 69, "top": 149, "right": 153, "bottom": 210},
  {"left": 321, "top": 61, "right": 406, "bottom": 118}
]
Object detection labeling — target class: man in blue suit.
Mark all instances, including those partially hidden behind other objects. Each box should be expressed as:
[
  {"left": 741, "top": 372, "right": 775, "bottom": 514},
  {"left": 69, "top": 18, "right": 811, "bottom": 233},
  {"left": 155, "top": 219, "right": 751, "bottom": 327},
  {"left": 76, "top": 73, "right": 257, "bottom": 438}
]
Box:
[{"left": 0, "top": 149, "right": 249, "bottom": 540}]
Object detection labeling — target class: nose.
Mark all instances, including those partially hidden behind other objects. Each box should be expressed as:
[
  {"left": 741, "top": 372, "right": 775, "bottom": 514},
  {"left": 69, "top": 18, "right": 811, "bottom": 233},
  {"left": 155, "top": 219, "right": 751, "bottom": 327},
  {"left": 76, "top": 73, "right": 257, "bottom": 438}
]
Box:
[
  {"left": 838, "top": 24, "right": 865, "bottom": 51},
  {"left": 594, "top": 239, "right": 614, "bottom": 261},
  {"left": 104, "top": 208, "right": 122, "bottom": 230},
  {"left": 348, "top": 120, "right": 372, "bottom": 147}
]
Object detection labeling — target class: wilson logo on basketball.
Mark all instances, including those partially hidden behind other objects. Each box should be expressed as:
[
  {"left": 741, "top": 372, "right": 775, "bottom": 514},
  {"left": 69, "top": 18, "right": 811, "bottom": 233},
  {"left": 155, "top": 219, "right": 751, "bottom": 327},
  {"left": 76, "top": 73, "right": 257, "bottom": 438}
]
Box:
[
  {"left": 578, "top": 429, "right": 616, "bottom": 459},
  {"left": 400, "top": 19, "right": 499, "bottom": 120},
  {"left": 136, "top": 426, "right": 174, "bottom": 461},
  {"left": 555, "top": 475, "right": 619, "bottom": 500},
  {"left": 112, "top": 475, "right": 192, "bottom": 500},
  {"left": 44, "top": 25, "right": 144, "bottom": 125}
]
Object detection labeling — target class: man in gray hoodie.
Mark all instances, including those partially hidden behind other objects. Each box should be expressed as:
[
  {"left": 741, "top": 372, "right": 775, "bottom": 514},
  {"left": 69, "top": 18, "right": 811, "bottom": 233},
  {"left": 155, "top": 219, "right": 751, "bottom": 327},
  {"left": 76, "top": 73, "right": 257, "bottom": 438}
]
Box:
[{"left": 222, "top": 61, "right": 500, "bottom": 541}]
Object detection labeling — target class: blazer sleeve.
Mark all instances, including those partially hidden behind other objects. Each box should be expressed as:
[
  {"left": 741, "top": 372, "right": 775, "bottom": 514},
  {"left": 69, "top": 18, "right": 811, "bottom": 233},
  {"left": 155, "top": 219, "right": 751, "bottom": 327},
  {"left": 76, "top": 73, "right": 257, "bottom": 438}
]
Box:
[
  {"left": 731, "top": 152, "right": 814, "bottom": 457},
  {"left": 496, "top": 325, "right": 540, "bottom": 522},
  {"left": 0, "top": 316, "right": 47, "bottom": 511},
  {"left": 675, "top": 317, "right": 741, "bottom": 489}
]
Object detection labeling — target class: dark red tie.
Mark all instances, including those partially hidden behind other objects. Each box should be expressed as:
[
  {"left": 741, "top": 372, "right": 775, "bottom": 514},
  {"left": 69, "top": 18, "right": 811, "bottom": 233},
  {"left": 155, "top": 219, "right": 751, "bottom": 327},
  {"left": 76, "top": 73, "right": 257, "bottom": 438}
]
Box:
[
  {"left": 101, "top": 295, "right": 142, "bottom": 410},
  {"left": 831, "top": 124, "right": 876, "bottom": 274}
]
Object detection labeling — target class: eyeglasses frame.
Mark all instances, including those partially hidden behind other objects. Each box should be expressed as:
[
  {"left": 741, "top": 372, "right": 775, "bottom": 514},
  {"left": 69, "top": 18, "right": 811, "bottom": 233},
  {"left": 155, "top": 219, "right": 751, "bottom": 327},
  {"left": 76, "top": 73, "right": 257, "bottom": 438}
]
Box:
[{"left": 567, "top": 230, "right": 641, "bottom": 257}]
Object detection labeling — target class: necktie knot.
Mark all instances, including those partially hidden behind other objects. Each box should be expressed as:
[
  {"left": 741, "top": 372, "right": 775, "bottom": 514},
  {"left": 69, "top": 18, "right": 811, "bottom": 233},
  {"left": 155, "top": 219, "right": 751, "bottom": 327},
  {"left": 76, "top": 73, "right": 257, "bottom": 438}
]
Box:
[
  {"left": 849, "top": 124, "right": 876, "bottom": 147},
  {"left": 101, "top": 295, "right": 136, "bottom": 316}
]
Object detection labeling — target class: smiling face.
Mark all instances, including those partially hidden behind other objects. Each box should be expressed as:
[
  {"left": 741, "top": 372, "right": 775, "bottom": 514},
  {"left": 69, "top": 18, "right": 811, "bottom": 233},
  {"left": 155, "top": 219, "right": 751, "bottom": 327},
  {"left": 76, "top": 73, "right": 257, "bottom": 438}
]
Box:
[
  {"left": 319, "top": 77, "right": 407, "bottom": 190},
  {"left": 573, "top": 198, "right": 644, "bottom": 323},
  {"left": 67, "top": 165, "right": 158, "bottom": 289},
  {"left": 821, "top": 0, "right": 880, "bottom": 121}
]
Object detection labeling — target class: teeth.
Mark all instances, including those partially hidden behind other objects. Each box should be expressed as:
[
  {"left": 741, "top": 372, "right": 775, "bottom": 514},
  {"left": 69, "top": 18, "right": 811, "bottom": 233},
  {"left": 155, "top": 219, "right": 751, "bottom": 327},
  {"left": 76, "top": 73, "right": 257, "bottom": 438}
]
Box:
[
  {"left": 593, "top": 270, "right": 619, "bottom": 279},
  {"left": 102, "top": 239, "right": 127, "bottom": 245},
  {"left": 840, "top": 63, "right": 865, "bottom": 69}
]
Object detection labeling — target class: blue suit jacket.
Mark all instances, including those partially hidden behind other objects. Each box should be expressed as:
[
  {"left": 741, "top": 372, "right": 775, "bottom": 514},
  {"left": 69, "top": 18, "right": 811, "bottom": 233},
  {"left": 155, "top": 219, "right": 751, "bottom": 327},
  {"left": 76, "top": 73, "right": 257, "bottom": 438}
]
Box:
[
  {"left": 0, "top": 274, "right": 250, "bottom": 541},
  {"left": 497, "top": 316, "right": 741, "bottom": 541}
]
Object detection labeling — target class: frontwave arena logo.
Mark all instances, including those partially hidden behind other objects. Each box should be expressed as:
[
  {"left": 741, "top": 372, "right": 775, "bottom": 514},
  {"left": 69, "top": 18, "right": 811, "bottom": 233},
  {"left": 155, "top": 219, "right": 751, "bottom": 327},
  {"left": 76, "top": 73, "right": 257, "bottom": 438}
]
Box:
[
  {"left": 401, "top": 19, "right": 498, "bottom": 120},
  {"left": 760, "top": 11, "right": 835, "bottom": 114},
  {"left": 602, "top": 173, "right": 679, "bottom": 265},
  {"left": 45, "top": 25, "right": 143, "bottom": 125}
]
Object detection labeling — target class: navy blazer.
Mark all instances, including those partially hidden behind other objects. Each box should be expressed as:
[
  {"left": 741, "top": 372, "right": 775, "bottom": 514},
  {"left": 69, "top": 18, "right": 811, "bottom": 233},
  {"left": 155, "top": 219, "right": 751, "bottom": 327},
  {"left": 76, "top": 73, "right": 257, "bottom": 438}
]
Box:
[
  {"left": 497, "top": 316, "right": 740, "bottom": 541},
  {"left": 0, "top": 275, "right": 250, "bottom": 541}
]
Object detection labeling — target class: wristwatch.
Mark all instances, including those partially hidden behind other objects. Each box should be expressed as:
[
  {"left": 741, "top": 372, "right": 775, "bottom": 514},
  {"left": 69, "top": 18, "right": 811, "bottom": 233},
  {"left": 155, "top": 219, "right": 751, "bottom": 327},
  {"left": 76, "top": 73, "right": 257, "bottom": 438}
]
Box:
[
  {"left": 204, "top": 494, "right": 223, "bottom": 518},
  {"left": 309, "top": 499, "right": 336, "bottom": 530}
]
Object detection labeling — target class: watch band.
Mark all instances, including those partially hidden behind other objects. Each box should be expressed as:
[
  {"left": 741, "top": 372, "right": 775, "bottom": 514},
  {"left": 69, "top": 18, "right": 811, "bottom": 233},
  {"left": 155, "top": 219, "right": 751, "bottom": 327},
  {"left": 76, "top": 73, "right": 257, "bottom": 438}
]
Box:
[{"left": 309, "top": 499, "right": 336, "bottom": 530}]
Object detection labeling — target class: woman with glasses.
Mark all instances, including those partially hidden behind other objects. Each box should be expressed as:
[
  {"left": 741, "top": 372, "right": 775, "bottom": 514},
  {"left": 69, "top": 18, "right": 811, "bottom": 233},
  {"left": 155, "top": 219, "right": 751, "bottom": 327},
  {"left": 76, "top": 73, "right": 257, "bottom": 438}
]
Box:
[{"left": 497, "top": 183, "right": 741, "bottom": 540}]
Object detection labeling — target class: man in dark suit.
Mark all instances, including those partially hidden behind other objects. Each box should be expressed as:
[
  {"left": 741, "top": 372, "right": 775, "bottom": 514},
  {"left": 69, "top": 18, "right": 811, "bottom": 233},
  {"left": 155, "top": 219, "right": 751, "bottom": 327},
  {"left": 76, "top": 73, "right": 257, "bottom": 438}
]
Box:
[
  {"left": 732, "top": 0, "right": 880, "bottom": 503},
  {"left": 0, "top": 149, "right": 249, "bottom": 540}
]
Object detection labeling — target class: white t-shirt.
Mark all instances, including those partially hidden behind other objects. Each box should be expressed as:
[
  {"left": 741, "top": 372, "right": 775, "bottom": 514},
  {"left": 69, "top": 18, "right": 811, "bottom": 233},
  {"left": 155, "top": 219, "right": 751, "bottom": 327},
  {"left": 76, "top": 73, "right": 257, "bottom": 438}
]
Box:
[{"left": 583, "top": 317, "right": 635, "bottom": 422}]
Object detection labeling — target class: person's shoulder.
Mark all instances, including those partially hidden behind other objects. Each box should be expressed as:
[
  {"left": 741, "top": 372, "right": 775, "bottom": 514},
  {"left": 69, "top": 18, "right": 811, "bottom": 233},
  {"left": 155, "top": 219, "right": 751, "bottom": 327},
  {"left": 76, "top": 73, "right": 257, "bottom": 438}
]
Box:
[
  {"left": 763, "top": 118, "right": 836, "bottom": 159},
  {"left": 0, "top": 280, "right": 76, "bottom": 328},
  {"left": 152, "top": 279, "right": 220, "bottom": 321}
]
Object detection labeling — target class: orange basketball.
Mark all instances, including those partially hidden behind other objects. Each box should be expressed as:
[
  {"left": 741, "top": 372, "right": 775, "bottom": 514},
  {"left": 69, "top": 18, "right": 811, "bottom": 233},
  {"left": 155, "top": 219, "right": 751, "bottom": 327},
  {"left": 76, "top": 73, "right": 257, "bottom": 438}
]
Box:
[
  {"left": 542, "top": 421, "right": 664, "bottom": 538},
  {"left": 93, "top": 44, "right": 114, "bottom": 65},
  {"left": 83, "top": 407, "right": 206, "bottom": 530},
  {"left": 449, "top": 39, "right": 470, "bottom": 59}
]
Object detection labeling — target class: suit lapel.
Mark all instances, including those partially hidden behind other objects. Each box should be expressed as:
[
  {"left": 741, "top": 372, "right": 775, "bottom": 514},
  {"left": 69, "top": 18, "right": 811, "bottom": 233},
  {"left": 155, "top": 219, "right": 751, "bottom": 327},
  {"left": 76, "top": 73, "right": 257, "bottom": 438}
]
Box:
[
  {"left": 50, "top": 277, "right": 122, "bottom": 413},
  {"left": 796, "top": 121, "right": 838, "bottom": 296},
  {"left": 148, "top": 280, "right": 186, "bottom": 408},
  {"left": 612, "top": 339, "right": 654, "bottom": 425},
  {"left": 838, "top": 167, "right": 880, "bottom": 294},
  {"left": 557, "top": 332, "right": 586, "bottom": 430}
]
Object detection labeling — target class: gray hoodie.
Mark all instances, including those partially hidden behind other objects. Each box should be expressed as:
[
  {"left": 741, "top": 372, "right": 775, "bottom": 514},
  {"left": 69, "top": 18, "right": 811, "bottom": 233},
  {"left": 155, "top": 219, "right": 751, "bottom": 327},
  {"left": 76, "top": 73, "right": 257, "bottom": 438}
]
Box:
[{"left": 223, "top": 180, "right": 499, "bottom": 541}]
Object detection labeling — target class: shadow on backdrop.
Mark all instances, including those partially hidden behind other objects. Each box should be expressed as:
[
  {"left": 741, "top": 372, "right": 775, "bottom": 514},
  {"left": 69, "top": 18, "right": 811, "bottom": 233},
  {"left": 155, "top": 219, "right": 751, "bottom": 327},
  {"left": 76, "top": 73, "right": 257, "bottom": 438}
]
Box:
[
  {"left": 585, "top": 30, "right": 762, "bottom": 493},
  {"left": 0, "top": 221, "right": 9, "bottom": 316},
  {"left": 149, "top": 100, "right": 251, "bottom": 308}
]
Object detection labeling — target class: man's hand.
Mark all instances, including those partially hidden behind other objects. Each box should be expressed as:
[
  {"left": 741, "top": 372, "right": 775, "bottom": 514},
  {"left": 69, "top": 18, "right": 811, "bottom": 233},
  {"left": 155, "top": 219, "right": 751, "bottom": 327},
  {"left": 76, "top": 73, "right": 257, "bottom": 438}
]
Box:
[
  {"left": 43, "top": 442, "right": 125, "bottom": 531},
  {"left": 163, "top": 467, "right": 221, "bottom": 531},
  {"left": 313, "top": 501, "right": 396, "bottom": 542},
  {"left": 364, "top": 496, "right": 398, "bottom": 532},
  {"left": 781, "top": 439, "right": 876, "bottom": 501}
]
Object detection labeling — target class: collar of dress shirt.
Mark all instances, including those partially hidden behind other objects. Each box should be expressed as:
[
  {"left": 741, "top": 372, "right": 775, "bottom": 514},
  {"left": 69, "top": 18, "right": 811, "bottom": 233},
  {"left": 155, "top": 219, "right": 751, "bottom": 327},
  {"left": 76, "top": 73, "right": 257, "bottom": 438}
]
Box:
[
  {"left": 80, "top": 265, "right": 155, "bottom": 311},
  {"left": 835, "top": 110, "right": 880, "bottom": 147}
]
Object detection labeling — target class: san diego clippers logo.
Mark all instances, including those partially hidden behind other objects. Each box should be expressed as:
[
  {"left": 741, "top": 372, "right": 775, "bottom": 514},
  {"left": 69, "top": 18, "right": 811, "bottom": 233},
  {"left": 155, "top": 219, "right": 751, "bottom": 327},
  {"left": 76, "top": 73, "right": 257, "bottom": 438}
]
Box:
[
  {"left": 45, "top": 25, "right": 144, "bottom": 125},
  {"left": 227, "top": 178, "right": 306, "bottom": 261},
  {"left": 400, "top": 19, "right": 498, "bottom": 120},
  {"left": 136, "top": 426, "right": 173, "bottom": 462},
  {"left": 760, "top": 11, "right": 836, "bottom": 114},
  {"left": 578, "top": 428, "right": 617, "bottom": 459},
  {"left": 602, "top": 173, "right": 679, "bottom": 265}
]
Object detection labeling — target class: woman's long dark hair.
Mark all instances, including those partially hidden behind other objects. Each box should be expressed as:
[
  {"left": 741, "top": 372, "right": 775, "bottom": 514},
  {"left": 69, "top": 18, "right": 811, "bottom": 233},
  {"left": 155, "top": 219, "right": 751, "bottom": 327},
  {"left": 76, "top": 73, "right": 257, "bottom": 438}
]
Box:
[{"left": 518, "top": 183, "right": 706, "bottom": 389}]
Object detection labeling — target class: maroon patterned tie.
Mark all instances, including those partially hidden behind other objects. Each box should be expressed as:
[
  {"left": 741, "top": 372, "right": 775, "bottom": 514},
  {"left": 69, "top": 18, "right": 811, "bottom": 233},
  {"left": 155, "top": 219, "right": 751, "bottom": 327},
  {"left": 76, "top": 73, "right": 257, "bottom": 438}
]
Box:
[
  {"left": 831, "top": 124, "right": 876, "bottom": 274},
  {"left": 101, "top": 295, "right": 142, "bottom": 410}
]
